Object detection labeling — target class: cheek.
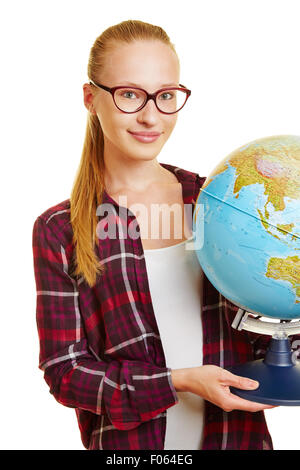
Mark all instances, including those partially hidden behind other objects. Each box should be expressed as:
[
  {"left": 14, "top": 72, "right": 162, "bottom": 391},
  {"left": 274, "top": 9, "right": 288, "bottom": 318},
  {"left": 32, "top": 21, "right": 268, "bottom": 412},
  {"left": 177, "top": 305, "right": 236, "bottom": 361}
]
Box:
[
  {"left": 99, "top": 114, "right": 136, "bottom": 149},
  {"left": 97, "top": 108, "right": 126, "bottom": 138},
  {"left": 164, "top": 116, "right": 177, "bottom": 135}
]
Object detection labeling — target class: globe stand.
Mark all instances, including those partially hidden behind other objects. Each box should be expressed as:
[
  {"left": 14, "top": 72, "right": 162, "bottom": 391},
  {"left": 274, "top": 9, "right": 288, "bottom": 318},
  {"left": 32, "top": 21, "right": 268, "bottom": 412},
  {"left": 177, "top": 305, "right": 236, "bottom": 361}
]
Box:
[{"left": 228, "top": 309, "right": 300, "bottom": 405}]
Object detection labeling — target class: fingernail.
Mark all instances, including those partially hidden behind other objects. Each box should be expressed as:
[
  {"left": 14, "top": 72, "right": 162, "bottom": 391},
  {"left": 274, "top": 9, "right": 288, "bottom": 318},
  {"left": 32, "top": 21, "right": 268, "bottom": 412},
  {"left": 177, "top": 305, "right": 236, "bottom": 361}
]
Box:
[{"left": 248, "top": 380, "right": 259, "bottom": 388}]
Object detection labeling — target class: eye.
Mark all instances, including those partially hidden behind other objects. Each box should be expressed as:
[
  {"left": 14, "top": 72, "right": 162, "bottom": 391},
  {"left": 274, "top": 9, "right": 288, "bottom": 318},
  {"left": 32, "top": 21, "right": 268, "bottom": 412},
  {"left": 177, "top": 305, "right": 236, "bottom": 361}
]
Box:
[
  {"left": 159, "top": 92, "right": 174, "bottom": 100},
  {"left": 122, "top": 90, "right": 137, "bottom": 99}
]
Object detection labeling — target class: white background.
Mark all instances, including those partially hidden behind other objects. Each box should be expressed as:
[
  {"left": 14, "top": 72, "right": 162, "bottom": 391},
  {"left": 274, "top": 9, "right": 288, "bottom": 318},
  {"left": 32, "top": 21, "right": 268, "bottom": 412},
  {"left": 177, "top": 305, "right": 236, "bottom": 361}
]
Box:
[{"left": 1, "top": 0, "right": 300, "bottom": 450}]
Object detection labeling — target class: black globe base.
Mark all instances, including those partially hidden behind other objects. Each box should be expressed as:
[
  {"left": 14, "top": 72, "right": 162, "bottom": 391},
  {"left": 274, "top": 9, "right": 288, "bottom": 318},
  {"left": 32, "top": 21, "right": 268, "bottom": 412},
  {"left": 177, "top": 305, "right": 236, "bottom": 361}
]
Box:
[{"left": 228, "top": 337, "right": 300, "bottom": 406}]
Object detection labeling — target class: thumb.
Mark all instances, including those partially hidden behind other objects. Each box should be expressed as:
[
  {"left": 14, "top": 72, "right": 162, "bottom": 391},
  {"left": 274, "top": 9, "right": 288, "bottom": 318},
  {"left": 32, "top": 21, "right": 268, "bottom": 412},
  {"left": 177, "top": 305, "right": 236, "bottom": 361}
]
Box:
[{"left": 221, "top": 370, "right": 259, "bottom": 390}]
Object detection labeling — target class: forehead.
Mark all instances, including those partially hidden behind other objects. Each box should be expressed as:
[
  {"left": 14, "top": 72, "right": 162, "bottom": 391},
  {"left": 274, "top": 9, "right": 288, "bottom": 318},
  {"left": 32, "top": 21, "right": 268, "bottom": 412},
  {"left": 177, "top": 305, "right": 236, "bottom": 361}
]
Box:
[{"left": 101, "top": 40, "right": 180, "bottom": 88}]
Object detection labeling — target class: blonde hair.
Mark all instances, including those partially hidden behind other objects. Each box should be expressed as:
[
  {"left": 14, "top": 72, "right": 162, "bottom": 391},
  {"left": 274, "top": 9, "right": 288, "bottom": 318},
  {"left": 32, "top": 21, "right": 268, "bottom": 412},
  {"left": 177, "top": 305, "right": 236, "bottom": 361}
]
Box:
[{"left": 69, "top": 19, "right": 178, "bottom": 287}]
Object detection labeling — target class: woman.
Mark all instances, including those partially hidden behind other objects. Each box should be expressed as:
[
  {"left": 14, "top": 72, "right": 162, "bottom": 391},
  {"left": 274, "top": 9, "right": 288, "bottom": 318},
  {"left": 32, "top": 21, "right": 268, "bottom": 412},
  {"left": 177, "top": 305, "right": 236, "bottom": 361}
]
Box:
[{"left": 32, "top": 19, "right": 275, "bottom": 450}]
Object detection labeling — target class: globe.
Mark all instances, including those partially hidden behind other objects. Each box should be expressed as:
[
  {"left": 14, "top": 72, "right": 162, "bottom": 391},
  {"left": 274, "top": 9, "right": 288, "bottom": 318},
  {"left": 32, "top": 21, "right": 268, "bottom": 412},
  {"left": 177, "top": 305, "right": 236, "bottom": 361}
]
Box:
[{"left": 193, "top": 134, "right": 300, "bottom": 320}]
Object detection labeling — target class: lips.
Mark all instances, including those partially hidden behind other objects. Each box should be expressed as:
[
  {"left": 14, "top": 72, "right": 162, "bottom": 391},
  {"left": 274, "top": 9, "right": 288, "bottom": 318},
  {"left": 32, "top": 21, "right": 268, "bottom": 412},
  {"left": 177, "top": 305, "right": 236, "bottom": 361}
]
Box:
[
  {"left": 128, "top": 130, "right": 161, "bottom": 143},
  {"left": 128, "top": 131, "right": 161, "bottom": 137}
]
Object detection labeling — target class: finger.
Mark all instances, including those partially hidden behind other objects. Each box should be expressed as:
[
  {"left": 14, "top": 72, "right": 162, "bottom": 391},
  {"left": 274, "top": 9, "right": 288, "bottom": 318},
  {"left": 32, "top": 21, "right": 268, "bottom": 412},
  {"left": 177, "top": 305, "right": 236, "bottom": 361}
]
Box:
[
  {"left": 220, "top": 369, "right": 259, "bottom": 390},
  {"left": 225, "top": 393, "right": 276, "bottom": 412}
]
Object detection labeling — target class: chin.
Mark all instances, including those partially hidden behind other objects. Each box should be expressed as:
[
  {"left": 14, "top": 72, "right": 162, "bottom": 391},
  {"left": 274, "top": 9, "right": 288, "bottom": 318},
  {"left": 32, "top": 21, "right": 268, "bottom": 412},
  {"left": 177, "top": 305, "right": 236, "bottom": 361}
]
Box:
[
  {"left": 130, "top": 153, "right": 159, "bottom": 162},
  {"left": 124, "top": 145, "right": 162, "bottom": 160}
]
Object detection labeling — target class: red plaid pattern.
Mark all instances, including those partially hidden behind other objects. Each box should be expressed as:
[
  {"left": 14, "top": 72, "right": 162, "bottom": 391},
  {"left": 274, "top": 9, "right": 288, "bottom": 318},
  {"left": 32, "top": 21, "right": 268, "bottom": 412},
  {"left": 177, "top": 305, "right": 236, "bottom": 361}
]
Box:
[{"left": 32, "top": 162, "right": 275, "bottom": 450}]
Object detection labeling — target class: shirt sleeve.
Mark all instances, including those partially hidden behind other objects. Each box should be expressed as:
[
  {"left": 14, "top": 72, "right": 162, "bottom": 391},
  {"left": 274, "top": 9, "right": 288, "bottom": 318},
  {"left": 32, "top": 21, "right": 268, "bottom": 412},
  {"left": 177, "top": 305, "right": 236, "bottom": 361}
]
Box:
[{"left": 32, "top": 216, "right": 178, "bottom": 431}]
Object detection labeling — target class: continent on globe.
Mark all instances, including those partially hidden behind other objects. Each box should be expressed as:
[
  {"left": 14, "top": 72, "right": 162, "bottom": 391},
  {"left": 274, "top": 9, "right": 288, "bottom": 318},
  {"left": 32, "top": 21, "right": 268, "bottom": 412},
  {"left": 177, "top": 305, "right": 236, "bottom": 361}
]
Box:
[
  {"left": 266, "top": 255, "right": 300, "bottom": 304},
  {"left": 203, "top": 136, "right": 300, "bottom": 239}
]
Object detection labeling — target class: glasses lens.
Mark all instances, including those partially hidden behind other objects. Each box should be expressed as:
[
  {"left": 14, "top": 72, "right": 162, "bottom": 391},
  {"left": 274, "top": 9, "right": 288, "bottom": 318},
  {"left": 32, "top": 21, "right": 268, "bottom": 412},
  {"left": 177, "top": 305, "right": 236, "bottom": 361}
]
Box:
[
  {"left": 156, "top": 89, "right": 187, "bottom": 113},
  {"left": 114, "top": 88, "right": 147, "bottom": 112}
]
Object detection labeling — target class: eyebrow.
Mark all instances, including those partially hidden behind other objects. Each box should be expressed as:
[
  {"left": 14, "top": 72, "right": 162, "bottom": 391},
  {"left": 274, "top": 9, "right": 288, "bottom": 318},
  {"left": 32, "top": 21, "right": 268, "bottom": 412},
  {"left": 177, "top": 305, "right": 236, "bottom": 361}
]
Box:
[{"left": 119, "top": 81, "right": 178, "bottom": 88}]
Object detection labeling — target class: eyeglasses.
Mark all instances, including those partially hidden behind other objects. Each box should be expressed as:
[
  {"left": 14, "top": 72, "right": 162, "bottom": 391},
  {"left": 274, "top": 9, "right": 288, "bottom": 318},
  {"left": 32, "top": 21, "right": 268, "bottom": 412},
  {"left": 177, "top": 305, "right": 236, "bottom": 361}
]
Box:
[{"left": 89, "top": 80, "right": 191, "bottom": 114}]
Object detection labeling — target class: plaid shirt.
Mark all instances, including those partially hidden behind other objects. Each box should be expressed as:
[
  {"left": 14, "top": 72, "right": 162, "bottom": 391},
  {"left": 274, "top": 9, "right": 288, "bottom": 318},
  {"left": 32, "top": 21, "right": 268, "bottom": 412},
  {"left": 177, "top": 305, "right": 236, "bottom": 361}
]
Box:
[{"left": 32, "top": 162, "right": 275, "bottom": 450}]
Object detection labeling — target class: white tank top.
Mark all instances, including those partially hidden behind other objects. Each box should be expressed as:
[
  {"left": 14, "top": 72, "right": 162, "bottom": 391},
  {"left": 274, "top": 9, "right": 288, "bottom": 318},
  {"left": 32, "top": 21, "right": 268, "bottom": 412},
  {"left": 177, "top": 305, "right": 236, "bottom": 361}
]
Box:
[{"left": 144, "top": 235, "right": 205, "bottom": 450}]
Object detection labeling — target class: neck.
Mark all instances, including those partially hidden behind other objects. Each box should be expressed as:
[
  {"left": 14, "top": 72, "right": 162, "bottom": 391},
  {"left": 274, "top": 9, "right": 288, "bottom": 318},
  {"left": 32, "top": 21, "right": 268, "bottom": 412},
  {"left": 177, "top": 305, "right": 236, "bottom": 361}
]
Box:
[{"left": 103, "top": 141, "right": 170, "bottom": 194}]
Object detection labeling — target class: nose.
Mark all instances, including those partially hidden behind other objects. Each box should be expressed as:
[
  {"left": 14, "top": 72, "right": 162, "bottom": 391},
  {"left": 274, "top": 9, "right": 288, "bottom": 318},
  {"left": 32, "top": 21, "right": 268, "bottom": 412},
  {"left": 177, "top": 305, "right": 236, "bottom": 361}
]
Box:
[{"left": 136, "top": 97, "right": 160, "bottom": 125}]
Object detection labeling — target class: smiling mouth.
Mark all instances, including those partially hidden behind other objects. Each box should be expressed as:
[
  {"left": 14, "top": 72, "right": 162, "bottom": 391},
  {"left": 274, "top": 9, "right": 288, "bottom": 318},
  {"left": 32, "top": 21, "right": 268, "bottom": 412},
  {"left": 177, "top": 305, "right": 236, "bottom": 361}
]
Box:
[
  {"left": 128, "top": 131, "right": 162, "bottom": 137},
  {"left": 127, "top": 132, "right": 161, "bottom": 143}
]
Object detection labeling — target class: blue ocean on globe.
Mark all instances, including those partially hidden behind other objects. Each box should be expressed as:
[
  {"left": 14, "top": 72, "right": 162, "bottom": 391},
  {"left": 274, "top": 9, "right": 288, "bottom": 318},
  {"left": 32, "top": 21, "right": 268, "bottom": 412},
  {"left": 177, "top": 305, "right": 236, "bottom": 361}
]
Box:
[{"left": 193, "top": 135, "right": 300, "bottom": 319}]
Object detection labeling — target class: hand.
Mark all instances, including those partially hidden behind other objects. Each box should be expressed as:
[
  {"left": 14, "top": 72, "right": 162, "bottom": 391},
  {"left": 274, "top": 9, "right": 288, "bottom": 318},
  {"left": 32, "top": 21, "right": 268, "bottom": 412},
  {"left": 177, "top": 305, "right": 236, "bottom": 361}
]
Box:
[{"left": 171, "top": 365, "right": 277, "bottom": 412}]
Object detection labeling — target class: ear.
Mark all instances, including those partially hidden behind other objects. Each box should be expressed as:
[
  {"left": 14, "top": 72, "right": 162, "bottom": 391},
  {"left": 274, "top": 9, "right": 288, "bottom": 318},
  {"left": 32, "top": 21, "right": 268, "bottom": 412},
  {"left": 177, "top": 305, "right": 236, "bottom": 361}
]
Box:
[{"left": 83, "top": 83, "right": 96, "bottom": 114}]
